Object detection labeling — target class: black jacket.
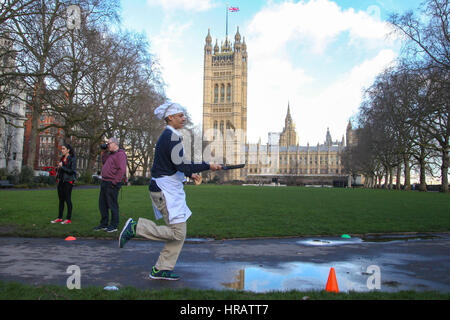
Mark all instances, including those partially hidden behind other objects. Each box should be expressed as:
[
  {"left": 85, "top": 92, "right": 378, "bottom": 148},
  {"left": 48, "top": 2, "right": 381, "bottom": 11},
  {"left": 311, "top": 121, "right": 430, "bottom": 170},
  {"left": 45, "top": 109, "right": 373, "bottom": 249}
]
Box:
[{"left": 57, "top": 155, "right": 77, "bottom": 183}]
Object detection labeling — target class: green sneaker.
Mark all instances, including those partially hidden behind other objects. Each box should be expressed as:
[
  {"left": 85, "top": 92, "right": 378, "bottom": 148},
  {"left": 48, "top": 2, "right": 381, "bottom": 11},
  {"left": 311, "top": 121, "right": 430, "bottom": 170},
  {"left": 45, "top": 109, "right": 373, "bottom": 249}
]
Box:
[
  {"left": 149, "top": 266, "right": 180, "bottom": 281},
  {"left": 118, "top": 218, "right": 137, "bottom": 248}
]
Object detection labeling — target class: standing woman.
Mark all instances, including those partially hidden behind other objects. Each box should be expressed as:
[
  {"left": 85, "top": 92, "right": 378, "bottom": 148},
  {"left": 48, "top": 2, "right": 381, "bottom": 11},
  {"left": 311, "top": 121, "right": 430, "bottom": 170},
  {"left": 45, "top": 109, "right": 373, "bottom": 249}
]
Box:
[{"left": 51, "top": 144, "right": 77, "bottom": 224}]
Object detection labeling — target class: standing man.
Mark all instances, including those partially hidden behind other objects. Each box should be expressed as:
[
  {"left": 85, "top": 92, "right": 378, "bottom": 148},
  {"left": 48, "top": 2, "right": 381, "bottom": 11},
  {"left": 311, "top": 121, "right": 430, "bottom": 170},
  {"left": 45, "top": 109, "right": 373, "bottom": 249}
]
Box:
[
  {"left": 94, "top": 137, "right": 127, "bottom": 233},
  {"left": 119, "top": 102, "right": 221, "bottom": 280}
]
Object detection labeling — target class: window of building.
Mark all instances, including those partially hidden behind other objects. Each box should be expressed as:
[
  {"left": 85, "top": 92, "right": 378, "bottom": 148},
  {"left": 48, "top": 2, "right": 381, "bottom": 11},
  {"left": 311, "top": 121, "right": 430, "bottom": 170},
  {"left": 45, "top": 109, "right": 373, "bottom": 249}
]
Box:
[
  {"left": 214, "top": 85, "right": 218, "bottom": 103},
  {"left": 213, "top": 121, "right": 218, "bottom": 137},
  {"left": 227, "top": 84, "right": 231, "bottom": 102},
  {"left": 220, "top": 84, "right": 225, "bottom": 102}
]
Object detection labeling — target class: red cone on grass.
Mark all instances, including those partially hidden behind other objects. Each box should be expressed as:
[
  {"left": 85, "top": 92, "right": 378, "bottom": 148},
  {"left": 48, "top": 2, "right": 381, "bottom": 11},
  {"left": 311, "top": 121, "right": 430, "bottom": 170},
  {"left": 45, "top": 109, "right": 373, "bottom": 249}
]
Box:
[
  {"left": 65, "top": 236, "right": 76, "bottom": 241},
  {"left": 325, "top": 267, "right": 339, "bottom": 293}
]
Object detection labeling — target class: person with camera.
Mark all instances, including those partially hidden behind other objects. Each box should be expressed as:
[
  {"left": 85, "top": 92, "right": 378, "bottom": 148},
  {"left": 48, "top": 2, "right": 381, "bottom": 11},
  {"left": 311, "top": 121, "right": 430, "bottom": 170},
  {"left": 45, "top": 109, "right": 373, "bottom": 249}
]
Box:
[
  {"left": 94, "top": 137, "right": 127, "bottom": 233},
  {"left": 51, "top": 144, "right": 77, "bottom": 225},
  {"left": 118, "top": 102, "right": 222, "bottom": 281}
]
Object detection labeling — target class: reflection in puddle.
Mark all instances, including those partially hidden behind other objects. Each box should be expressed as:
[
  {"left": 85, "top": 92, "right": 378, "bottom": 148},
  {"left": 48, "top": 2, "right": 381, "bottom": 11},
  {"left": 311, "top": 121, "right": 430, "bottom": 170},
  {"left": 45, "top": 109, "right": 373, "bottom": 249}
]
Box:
[
  {"left": 297, "top": 238, "right": 363, "bottom": 246},
  {"left": 296, "top": 234, "right": 440, "bottom": 246},
  {"left": 185, "top": 238, "right": 215, "bottom": 243},
  {"left": 223, "top": 262, "right": 370, "bottom": 293}
]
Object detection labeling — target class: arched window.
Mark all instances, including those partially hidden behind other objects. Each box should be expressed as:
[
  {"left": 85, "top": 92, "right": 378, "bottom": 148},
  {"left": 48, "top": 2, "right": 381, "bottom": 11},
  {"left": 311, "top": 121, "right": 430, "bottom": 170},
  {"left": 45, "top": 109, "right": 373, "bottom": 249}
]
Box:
[
  {"left": 220, "top": 84, "right": 225, "bottom": 102},
  {"left": 227, "top": 83, "right": 231, "bottom": 102},
  {"left": 214, "top": 84, "right": 218, "bottom": 103},
  {"left": 220, "top": 120, "right": 224, "bottom": 134}
]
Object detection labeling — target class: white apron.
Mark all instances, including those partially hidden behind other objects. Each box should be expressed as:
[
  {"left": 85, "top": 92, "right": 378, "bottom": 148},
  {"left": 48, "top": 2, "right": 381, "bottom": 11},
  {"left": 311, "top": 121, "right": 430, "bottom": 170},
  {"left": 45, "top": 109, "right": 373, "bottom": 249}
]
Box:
[{"left": 151, "top": 171, "right": 192, "bottom": 224}]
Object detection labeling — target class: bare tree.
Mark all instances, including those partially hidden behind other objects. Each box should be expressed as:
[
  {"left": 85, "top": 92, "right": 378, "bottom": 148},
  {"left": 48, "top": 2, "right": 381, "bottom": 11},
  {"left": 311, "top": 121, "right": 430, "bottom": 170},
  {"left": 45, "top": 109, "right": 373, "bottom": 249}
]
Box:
[
  {"left": 124, "top": 85, "right": 165, "bottom": 179},
  {"left": 8, "top": 0, "right": 70, "bottom": 168},
  {"left": 389, "top": 0, "right": 449, "bottom": 71},
  {"left": 0, "top": 0, "right": 35, "bottom": 109},
  {"left": 4, "top": 0, "right": 119, "bottom": 169},
  {"left": 412, "top": 66, "right": 449, "bottom": 192},
  {"left": 389, "top": 0, "right": 449, "bottom": 192}
]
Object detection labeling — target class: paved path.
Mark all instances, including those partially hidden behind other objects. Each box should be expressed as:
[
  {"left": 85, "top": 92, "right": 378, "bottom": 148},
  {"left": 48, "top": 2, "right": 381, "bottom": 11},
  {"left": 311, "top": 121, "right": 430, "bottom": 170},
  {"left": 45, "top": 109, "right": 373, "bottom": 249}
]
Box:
[{"left": 0, "top": 233, "right": 449, "bottom": 293}]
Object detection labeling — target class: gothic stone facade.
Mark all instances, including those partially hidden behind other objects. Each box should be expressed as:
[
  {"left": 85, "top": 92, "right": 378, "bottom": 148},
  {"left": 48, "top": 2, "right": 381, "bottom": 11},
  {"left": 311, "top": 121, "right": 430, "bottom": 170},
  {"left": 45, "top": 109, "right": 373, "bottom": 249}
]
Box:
[
  {"left": 202, "top": 28, "right": 352, "bottom": 184},
  {"left": 202, "top": 28, "right": 247, "bottom": 181}
]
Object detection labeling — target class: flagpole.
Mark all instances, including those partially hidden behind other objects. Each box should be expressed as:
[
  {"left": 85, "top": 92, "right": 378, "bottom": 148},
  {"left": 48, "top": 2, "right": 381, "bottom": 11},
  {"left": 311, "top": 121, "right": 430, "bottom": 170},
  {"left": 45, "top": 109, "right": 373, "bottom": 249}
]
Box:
[{"left": 226, "top": 3, "right": 228, "bottom": 38}]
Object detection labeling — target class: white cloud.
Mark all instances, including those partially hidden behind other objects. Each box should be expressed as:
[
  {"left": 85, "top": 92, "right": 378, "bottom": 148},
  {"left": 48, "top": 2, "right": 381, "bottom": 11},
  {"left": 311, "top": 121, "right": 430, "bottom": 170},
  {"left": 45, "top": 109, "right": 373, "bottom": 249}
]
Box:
[
  {"left": 247, "top": 49, "right": 397, "bottom": 144},
  {"left": 245, "top": 0, "right": 398, "bottom": 144},
  {"left": 146, "top": 0, "right": 216, "bottom": 12},
  {"left": 302, "top": 49, "right": 398, "bottom": 144},
  {"left": 247, "top": 0, "right": 392, "bottom": 56},
  {"left": 150, "top": 21, "right": 205, "bottom": 125},
  {"left": 246, "top": 56, "right": 314, "bottom": 143}
]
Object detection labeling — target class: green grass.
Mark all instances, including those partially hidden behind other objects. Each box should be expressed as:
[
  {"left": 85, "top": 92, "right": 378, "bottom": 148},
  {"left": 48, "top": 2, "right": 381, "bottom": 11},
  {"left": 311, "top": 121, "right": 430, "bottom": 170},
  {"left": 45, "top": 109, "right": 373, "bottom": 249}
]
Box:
[
  {"left": 0, "top": 185, "right": 449, "bottom": 239},
  {"left": 1, "top": 186, "right": 449, "bottom": 300},
  {"left": 1, "top": 281, "right": 448, "bottom": 300}
]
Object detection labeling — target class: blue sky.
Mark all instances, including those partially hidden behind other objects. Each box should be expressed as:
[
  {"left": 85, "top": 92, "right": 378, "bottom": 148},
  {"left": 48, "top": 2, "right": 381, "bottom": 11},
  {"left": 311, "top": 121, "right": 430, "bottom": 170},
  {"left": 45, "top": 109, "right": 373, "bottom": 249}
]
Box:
[{"left": 119, "top": 0, "right": 423, "bottom": 144}]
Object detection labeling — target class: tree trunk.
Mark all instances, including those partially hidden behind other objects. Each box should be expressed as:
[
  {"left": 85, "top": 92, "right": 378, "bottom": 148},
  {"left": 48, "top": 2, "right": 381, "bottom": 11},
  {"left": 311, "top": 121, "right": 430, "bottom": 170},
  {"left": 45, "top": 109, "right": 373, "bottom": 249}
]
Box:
[
  {"left": 396, "top": 164, "right": 401, "bottom": 190},
  {"left": 441, "top": 146, "right": 449, "bottom": 193},
  {"left": 419, "top": 159, "right": 427, "bottom": 192},
  {"left": 389, "top": 167, "right": 394, "bottom": 190},
  {"left": 142, "top": 155, "right": 149, "bottom": 178},
  {"left": 403, "top": 155, "right": 411, "bottom": 190},
  {"left": 87, "top": 142, "right": 100, "bottom": 177},
  {"left": 384, "top": 168, "right": 389, "bottom": 189},
  {"left": 26, "top": 93, "right": 41, "bottom": 169}
]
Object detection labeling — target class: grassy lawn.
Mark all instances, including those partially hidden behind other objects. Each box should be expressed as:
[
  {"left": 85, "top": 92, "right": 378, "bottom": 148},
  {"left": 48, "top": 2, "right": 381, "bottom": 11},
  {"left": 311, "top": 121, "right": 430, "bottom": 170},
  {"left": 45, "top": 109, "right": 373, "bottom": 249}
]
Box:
[
  {"left": 1, "top": 281, "right": 449, "bottom": 300},
  {"left": 1, "top": 185, "right": 449, "bottom": 300},
  {"left": 0, "top": 185, "right": 449, "bottom": 239}
]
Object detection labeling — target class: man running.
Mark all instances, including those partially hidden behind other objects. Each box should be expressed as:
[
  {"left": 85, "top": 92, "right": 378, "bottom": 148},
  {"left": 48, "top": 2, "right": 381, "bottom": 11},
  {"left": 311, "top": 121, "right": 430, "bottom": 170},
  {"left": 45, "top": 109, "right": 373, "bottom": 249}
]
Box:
[{"left": 119, "top": 102, "right": 221, "bottom": 280}]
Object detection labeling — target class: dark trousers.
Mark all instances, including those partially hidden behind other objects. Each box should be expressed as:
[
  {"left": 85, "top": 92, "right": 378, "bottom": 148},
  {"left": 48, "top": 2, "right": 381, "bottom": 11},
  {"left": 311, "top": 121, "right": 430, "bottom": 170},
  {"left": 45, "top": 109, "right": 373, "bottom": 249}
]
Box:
[
  {"left": 99, "top": 180, "right": 121, "bottom": 228},
  {"left": 57, "top": 182, "right": 73, "bottom": 220}
]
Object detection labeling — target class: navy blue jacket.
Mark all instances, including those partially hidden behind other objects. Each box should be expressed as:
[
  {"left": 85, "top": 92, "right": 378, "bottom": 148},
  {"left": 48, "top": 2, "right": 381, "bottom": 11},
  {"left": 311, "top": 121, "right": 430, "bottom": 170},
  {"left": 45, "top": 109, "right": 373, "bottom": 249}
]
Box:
[{"left": 149, "top": 127, "right": 210, "bottom": 191}]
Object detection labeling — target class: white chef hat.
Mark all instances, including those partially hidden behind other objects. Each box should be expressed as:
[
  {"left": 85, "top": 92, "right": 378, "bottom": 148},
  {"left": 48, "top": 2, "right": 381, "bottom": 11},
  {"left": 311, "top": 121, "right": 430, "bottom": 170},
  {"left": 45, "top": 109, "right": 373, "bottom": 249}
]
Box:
[{"left": 154, "top": 102, "right": 185, "bottom": 120}]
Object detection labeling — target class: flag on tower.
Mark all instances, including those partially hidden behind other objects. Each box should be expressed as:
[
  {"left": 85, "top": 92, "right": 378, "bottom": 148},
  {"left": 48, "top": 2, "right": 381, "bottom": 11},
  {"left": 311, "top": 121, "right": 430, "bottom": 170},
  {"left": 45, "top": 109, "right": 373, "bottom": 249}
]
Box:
[{"left": 228, "top": 6, "right": 239, "bottom": 12}]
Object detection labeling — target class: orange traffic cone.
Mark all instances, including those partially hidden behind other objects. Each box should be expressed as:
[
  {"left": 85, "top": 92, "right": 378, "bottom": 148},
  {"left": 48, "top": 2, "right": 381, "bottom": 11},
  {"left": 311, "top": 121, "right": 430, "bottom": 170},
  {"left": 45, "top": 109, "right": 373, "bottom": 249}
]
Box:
[
  {"left": 325, "top": 267, "right": 339, "bottom": 293},
  {"left": 65, "top": 236, "right": 76, "bottom": 241}
]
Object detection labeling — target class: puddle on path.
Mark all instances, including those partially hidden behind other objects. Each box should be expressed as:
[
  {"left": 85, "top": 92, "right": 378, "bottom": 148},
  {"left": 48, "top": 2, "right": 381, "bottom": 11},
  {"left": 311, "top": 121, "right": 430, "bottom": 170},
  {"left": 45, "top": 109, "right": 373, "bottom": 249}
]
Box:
[
  {"left": 222, "top": 261, "right": 371, "bottom": 293},
  {"left": 296, "top": 233, "right": 441, "bottom": 246},
  {"left": 185, "top": 238, "right": 215, "bottom": 243},
  {"left": 220, "top": 260, "right": 448, "bottom": 293},
  {"left": 220, "top": 234, "right": 447, "bottom": 293},
  {"left": 296, "top": 238, "right": 363, "bottom": 246}
]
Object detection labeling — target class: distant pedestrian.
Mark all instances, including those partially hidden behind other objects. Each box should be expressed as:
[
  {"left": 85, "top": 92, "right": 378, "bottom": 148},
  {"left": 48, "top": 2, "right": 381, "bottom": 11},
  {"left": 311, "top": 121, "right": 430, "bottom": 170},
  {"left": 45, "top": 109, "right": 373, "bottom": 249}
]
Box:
[
  {"left": 94, "top": 137, "right": 127, "bottom": 233},
  {"left": 51, "top": 144, "right": 77, "bottom": 225},
  {"left": 119, "top": 102, "right": 221, "bottom": 280}
]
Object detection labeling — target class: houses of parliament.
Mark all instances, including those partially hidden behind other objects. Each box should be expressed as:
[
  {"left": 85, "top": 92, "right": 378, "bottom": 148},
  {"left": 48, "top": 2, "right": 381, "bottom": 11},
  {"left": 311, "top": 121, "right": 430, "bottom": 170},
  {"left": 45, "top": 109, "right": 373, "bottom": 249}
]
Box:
[{"left": 202, "top": 28, "right": 354, "bottom": 184}]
